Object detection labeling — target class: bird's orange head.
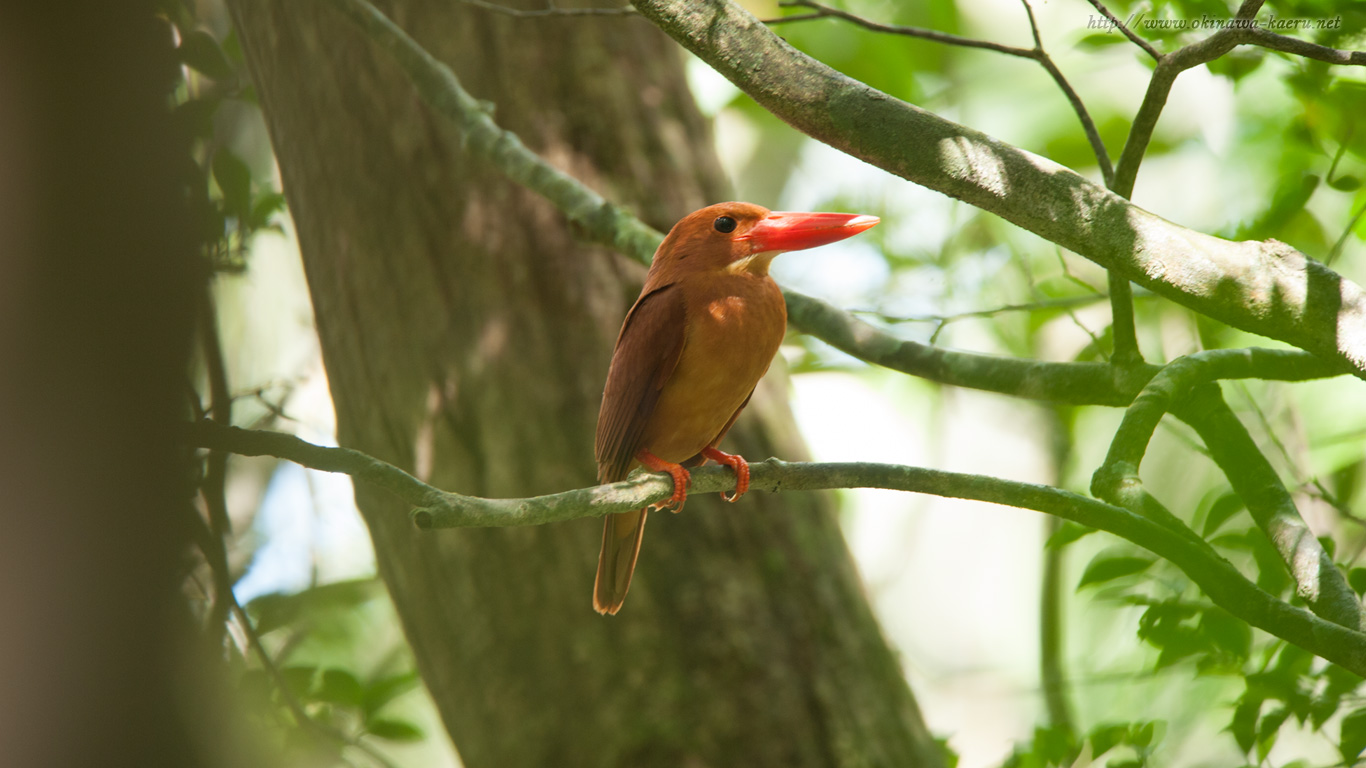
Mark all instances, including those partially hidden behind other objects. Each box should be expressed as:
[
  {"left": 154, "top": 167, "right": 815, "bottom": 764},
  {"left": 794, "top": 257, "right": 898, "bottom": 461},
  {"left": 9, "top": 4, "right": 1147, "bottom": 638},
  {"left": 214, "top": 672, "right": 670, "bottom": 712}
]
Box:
[{"left": 646, "top": 202, "right": 879, "bottom": 284}]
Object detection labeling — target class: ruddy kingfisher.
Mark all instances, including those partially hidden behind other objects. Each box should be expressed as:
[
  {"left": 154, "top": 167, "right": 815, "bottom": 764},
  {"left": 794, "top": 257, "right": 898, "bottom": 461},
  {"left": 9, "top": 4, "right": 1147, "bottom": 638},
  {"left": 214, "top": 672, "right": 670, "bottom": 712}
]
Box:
[{"left": 592, "top": 202, "right": 879, "bottom": 614}]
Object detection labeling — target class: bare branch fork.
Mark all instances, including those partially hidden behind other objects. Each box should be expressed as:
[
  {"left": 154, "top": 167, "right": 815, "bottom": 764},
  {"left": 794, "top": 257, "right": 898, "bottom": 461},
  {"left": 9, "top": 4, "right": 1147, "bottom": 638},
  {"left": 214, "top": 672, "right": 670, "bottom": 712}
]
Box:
[{"left": 769, "top": 0, "right": 1115, "bottom": 187}]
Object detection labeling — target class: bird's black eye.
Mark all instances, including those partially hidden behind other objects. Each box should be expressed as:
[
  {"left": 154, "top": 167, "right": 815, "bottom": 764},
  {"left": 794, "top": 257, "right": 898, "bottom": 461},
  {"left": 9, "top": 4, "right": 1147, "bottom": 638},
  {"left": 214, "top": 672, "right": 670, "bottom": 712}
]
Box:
[{"left": 713, "top": 216, "right": 738, "bottom": 234}]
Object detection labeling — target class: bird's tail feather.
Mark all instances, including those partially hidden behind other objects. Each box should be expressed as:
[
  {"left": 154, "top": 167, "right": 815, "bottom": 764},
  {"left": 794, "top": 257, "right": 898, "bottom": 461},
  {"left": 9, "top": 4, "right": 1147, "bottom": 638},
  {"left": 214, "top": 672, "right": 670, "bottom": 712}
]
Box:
[{"left": 593, "top": 509, "right": 647, "bottom": 615}]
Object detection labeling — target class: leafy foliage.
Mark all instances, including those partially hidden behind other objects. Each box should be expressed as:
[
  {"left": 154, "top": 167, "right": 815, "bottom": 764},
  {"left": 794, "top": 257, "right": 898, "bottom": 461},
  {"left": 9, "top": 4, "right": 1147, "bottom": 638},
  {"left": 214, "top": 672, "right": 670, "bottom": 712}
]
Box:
[{"left": 162, "top": 0, "right": 284, "bottom": 274}]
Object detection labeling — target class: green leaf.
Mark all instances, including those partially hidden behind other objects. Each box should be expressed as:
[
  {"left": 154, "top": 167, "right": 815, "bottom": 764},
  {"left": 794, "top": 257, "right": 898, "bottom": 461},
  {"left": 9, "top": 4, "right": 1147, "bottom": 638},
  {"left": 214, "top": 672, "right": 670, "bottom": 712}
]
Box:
[
  {"left": 1205, "top": 49, "right": 1263, "bottom": 83},
  {"left": 171, "top": 97, "right": 220, "bottom": 141},
  {"left": 1329, "top": 175, "right": 1362, "bottom": 192},
  {"left": 1256, "top": 707, "right": 1290, "bottom": 762},
  {"left": 212, "top": 149, "right": 252, "bottom": 221},
  {"left": 1132, "top": 720, "right": 1161, "bottom": 749},
  {"left": 1229, "top": 698, "right": 1261, "bottom": 755},
  {"left": 1313, "top": 665, "right": 1365, "bottom": 729},
  {"left": 363, "top": 671, "right": 420, "bottom": 718},
  {"left": 1032, "top": 725, "right": 1076, "bottom": 765},
  {"left": 1200, "top": 607, "right": 1252, "bottom": 661},
  {"left": 281, "top": 665, "right": 317, "bottom": 700},
  {"left": 1078, "top": 555, "right": 1156, "bottom": 589},
  {"left": 250, "top": 191, "right": 287, "bottom": 229},
  {"left": 1046, "top": 521, "right": 1095, "bottom": 549},
  {"left": 1340, "top": 707, "right": 1366, "bottom": 761},
  {"left": 315, "top": 668, "right": 363, "bottom": 708},
  {"left": 366, "top": 718, "right": 424, "bottom": 742},
  {"left": 178, "top": 29, "right": 234, "bottom": 81},
  {"left": 246, "top": 579, "right": 382, "bottom": 636},
  {"left": 1201, "top": 492, "right": 1244, "bottom": 537},
  {"left": 238, "top": 669, "right": 273, "bottom": 710},
  {"left": 935, "top": 736, "right": 960, "bottom": 768},
  {"left": 1076, "top": 32, "right": 1128, "bottom": 49},
  {"left": 1088, "top": 724, "right": 1129, "bottom": 757}
]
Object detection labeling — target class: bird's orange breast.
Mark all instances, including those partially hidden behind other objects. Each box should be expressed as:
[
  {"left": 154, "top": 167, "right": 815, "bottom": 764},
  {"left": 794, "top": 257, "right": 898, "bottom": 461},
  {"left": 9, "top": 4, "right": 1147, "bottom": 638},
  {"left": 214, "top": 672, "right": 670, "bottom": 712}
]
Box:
[{"left": 639, "top": 272, "right": 786, "bottom": 463}]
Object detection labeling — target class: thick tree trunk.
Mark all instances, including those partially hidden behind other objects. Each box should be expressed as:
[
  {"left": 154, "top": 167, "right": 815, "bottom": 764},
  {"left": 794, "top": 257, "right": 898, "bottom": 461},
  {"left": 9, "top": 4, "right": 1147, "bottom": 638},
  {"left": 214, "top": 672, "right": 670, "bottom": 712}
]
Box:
[{"left": 230, "top": 0, "right": 942, "bottom": 764}]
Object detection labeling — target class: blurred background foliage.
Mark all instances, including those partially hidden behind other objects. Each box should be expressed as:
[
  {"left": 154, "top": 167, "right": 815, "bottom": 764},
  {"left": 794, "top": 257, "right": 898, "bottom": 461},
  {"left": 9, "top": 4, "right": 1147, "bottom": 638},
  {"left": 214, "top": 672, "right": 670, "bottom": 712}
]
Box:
[{"left": 175, "top": 0, "right": 1365, "bottom": 764}]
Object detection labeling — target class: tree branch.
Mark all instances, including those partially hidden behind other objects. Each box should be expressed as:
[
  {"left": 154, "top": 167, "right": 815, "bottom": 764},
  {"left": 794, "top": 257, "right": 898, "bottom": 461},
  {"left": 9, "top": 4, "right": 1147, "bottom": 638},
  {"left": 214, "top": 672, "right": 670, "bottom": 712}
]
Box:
[
  {"left": 328, "top": 0, "right": 661, "bottom": 261},
  {"left": 1092, "top": 349, "right": 1362, "bottom": 629},
  {"left": 1177, "top": 389, "right": 1363, "bottom": 631},
  {"left": 626, "top": 0, "right": 1366, "bottom": 379},
  {"left": 198, "top": 289, "right": 236, "bottom": 643},
  {"left": 183, "top": 418, "right": 1366, "bottom": 676}
]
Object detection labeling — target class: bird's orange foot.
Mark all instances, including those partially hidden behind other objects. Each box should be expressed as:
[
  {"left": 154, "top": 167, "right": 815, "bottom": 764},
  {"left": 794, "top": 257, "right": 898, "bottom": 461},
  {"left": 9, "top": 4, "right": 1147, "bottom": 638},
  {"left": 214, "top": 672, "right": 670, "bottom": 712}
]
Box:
[
  {"left": 637, "top": 450, "right": 691, "bottom": 513},
  {"left": 702, "top": 446, "right": 750, "bottom": 502}
]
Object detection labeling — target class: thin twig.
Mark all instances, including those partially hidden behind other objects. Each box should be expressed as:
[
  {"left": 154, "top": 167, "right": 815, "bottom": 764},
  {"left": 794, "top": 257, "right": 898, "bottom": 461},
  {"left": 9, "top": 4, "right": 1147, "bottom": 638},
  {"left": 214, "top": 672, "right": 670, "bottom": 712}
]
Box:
[
  {"left": 854, "top": 292, "right": 1110, "bottom": 326},
  {"left": 1084, "top": 0, "right": 1160, "bottom": 60},
  {"left": 1107, "top": 272, "right": 1142, "bottom": 366},
  {"left": 198, "top": 289, "right": 235, "bottom": 643},
  {"left": 770, "top": 0, "right": 1034, "bottom": 57},
  {"left": 1019, "top": 0, "right": 1115, "bottom": 186},
  {"left": 1327, "top": 202, "right": 1366, "bottom": 267}
]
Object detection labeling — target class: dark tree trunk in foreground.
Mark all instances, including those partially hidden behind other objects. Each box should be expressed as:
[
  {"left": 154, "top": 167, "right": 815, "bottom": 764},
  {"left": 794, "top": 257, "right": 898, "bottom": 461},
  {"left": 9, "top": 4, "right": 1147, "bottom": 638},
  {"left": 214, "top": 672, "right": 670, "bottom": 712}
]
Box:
[
  {"left": 231, "top": 0, "right": 942, "bottom": 764},
  {"left": 0, "top": 5, "right": 206, "bottom": 768}
]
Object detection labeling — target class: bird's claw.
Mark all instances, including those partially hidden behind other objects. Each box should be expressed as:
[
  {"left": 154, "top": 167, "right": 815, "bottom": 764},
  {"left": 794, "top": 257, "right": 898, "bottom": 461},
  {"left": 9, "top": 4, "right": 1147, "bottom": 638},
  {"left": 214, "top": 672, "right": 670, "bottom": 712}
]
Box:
[
  {"left": 637, "top": 450, "right": 691, "bottom": 514},
  {"left": 702, "top": 446, "right": 750, "bottom": 503}
]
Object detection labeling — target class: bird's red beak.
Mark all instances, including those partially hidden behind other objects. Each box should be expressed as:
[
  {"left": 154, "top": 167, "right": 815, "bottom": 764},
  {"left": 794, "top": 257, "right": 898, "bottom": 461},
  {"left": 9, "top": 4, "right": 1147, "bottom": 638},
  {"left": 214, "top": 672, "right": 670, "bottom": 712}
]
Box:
[{"left": 738, "top": 211, "right": 880, "bottom": 254}]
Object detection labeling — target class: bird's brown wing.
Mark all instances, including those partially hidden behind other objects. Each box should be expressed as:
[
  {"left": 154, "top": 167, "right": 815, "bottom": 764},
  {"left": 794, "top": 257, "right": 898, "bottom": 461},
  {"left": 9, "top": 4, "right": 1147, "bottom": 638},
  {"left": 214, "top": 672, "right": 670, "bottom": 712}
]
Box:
[
  {"left": 594, "top": 283, "right": 687, "bottom": 483},
  {"left": 592, "top": 283, "right": 687, "bottom": 615}
]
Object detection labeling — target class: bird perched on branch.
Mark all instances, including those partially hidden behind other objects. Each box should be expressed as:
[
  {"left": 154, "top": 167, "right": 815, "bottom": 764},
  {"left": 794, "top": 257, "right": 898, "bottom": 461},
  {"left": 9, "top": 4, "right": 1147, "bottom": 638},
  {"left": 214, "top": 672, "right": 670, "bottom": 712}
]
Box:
[{"left": 593, "top": 201, "right": 879, "bottom": 614}]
